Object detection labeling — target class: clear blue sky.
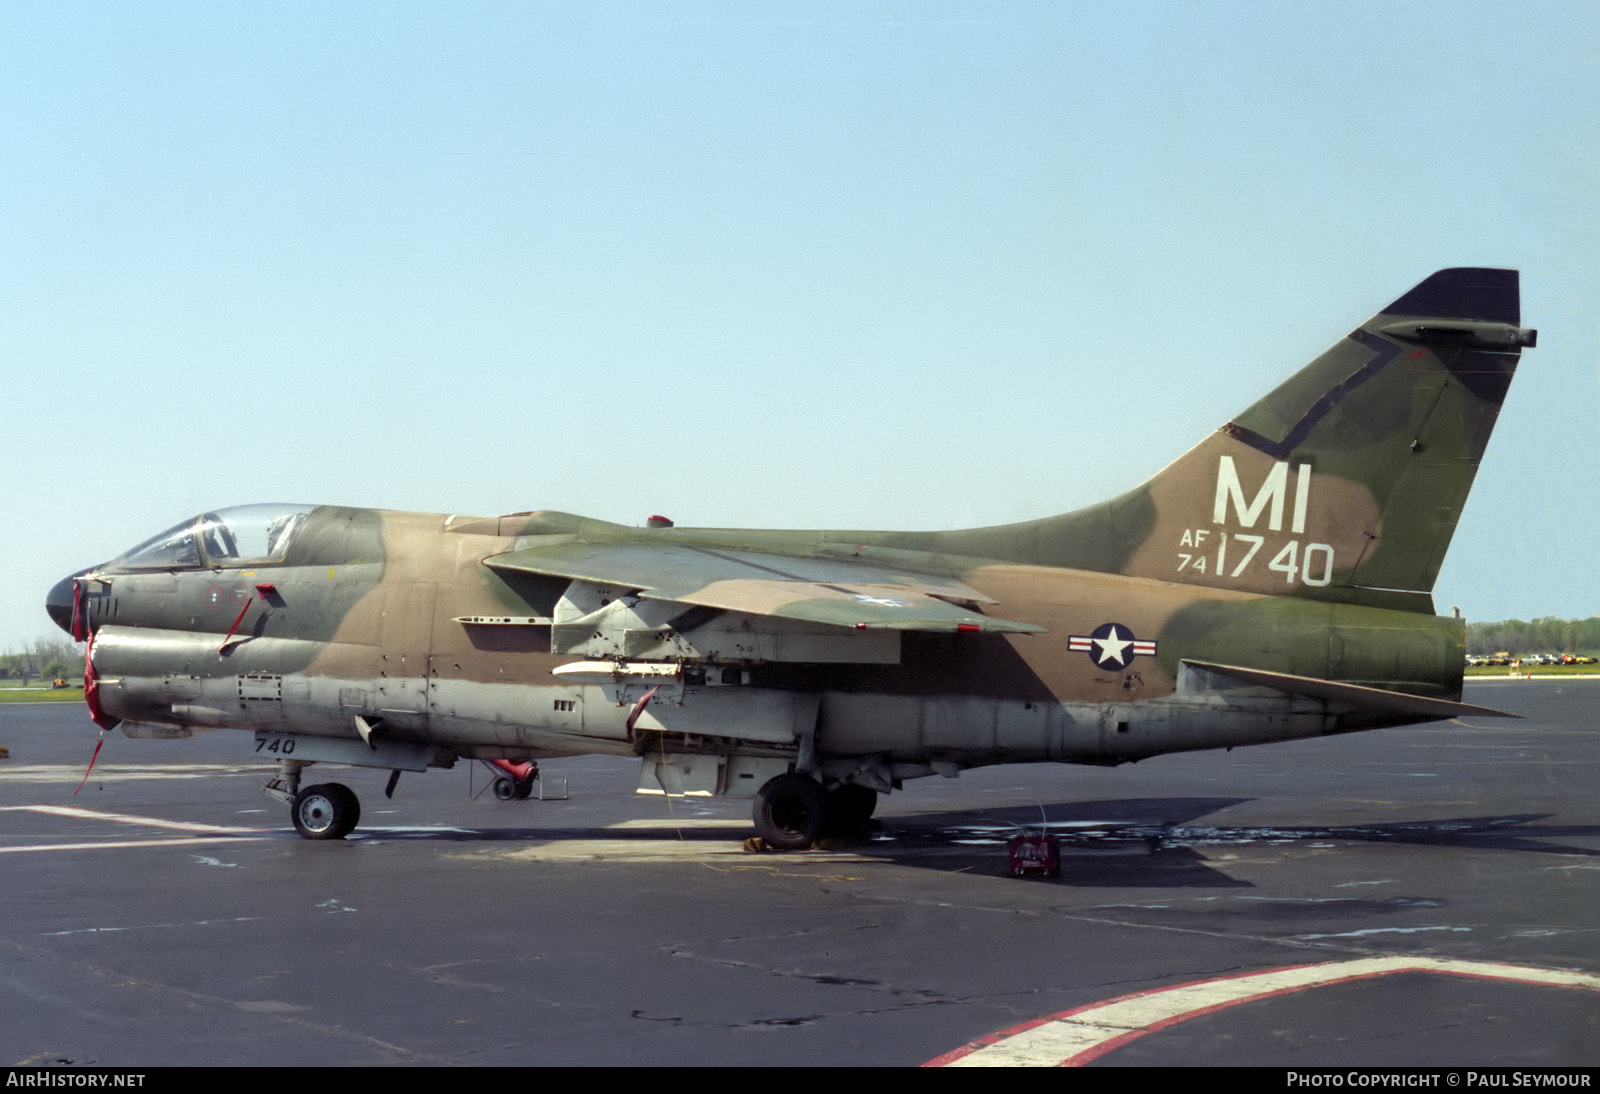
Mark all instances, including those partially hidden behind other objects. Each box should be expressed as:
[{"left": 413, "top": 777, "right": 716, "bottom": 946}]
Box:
[{"left": 3, "top": 1, "right": 1597, "bottom": 651}]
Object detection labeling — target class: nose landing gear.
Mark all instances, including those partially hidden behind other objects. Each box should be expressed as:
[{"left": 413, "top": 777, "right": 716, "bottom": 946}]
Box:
[
  {"left": 264, "top": 758, "right": 361, "bottom": 841},
  {"left": 293, "top": 783, "right": 361, "bottom": 840}
]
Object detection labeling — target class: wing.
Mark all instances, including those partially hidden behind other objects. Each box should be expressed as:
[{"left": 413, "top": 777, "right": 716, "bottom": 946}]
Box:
[{"left": 482, "top": 541, "right": 1042, "bottom": 635}]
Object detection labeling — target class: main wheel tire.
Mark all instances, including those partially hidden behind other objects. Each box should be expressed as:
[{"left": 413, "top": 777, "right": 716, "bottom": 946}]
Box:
[
  {"left": 492, "top": 776, "right": 517, "bottom": 801},
  {"left": 512, "top": 776, "right": 536, "bottom": 800},
  {"left": 292, "top": 783, "right": 360, "bottom": 840},
  {"left": 824, "top": 783, "right": 878, "bottom": 834},
  {"left": 753, "top": 774, "right": 827, "bottom": 850}
]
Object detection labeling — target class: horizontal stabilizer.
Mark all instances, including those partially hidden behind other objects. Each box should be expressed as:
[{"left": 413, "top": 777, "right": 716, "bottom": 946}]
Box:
[
  {"left": 1183, "top": 659, "right": 1516, "bottom": 720},
  {"left": 485, "top": 542, "right": 1043, "bottom": 635}
]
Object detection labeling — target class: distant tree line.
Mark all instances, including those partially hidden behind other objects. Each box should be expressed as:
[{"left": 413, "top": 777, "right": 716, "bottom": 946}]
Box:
[
  {"left": 1466, "top": 616, "right": 1600, "bottom": 657},
  {"left": 0, "top": 637, "right": 85, "bottom": 682}
]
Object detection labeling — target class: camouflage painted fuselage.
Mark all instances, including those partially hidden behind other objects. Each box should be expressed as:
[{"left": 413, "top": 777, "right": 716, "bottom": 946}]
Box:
[
  {"left": 82, "top": 500, "right": 1469, "bottom": 796},
  {"left": 55, "top": 267, "right": 1531, "bottom": 817}
]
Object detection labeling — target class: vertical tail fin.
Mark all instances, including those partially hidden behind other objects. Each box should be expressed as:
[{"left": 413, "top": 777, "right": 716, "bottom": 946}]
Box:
[{"left": 930, "top": 269, "right": 1534, "bottom": 611}]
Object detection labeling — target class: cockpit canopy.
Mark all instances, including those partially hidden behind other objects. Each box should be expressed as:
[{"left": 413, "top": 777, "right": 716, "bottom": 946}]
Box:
[{"left": 107, "top": 504, "right": 316, "bottom": 571}]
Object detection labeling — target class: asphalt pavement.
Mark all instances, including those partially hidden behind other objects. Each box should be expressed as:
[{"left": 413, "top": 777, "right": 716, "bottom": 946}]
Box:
[{"left": 2, "top": 679, "right": 1597, "bottom": 1066}]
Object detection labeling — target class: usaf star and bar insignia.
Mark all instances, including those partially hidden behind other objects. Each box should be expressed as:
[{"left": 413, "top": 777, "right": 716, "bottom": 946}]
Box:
[{"left": 1068, "top": 622, "right": 1157, "bottom": 671}]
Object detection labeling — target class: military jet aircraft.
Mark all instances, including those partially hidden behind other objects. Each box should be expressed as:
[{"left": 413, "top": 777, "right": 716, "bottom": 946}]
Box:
[{"left": 46, "top": 268, "right": 1535, "bottom": 847}]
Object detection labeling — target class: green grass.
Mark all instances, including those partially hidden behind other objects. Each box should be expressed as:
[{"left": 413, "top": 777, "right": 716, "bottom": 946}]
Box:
[
  {"left": 0, "top": 685, "right": 84, "bottom": 702},
  {"left": 1465, "top": 663, "right": 1600, "bottom": 676}
]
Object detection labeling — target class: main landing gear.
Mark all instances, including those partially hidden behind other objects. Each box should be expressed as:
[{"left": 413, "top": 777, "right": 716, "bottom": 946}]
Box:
[{"left": 752, "top": 774, "right": 878, "bottom": 850}]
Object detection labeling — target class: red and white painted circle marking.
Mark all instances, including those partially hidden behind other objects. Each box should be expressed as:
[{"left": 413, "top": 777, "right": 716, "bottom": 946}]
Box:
[{"left": 924, "top": 956, "right": 1600, "bottom": 1067}]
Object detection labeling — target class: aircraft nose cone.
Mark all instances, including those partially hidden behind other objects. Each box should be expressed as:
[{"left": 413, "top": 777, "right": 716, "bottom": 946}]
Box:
[{"left": 45, "top": 573, "right": 81, "bottom": 636}]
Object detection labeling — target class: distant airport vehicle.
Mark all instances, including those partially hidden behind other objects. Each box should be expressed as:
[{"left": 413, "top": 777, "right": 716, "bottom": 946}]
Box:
[{"left": 47, "top": 269, "right": 1535, "bottom": 847}]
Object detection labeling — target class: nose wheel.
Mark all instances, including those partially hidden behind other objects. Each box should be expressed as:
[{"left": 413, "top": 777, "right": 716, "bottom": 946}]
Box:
[{"left": 292, "top": 783, "right": 361, "bottom": 840}]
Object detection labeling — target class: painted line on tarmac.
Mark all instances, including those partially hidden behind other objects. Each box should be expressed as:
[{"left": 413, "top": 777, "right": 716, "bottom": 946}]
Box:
[
  {"left": 42, "top": 916, "right": 267, "bottom": 936},
  {"left": 925, "top": 956, "right": 1600, "bottom": 1067},
  {"left": 0, "top": 763, "right": 268, "bottom": 778},
  {"left": 607, "top": 817, "right": 746, "bottom": 830},
  {"left": 1, "top": 804, "right": 266, "bottom": 834},
  {"left": 0, "top": 836, "right": 274, "bottom": 854}
]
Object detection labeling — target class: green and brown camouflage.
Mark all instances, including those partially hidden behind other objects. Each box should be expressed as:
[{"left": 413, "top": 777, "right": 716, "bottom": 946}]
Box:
[{"left": 46, "top": 268, "right": 1535, "bottom": 845}]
